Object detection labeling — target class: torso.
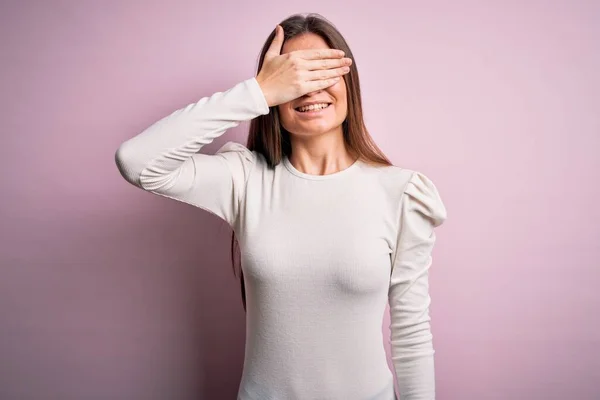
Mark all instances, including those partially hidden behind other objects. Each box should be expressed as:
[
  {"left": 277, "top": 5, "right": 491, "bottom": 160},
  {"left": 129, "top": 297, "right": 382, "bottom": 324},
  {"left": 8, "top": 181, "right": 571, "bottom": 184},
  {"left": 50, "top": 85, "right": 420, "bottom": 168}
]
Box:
[{"left": 234, "top": 153, "right": 411, "bottom": 400}]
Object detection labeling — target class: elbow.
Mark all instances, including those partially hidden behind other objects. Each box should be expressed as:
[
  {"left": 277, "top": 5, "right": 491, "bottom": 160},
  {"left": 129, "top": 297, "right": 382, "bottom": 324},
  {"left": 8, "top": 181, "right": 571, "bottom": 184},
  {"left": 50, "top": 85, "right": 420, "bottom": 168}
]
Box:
[
  {"left": 391, "top": 327, "right": 434, "bottom": 361},
  {"left": 114, "top": 141, "right": 142, "bottom": 187}
]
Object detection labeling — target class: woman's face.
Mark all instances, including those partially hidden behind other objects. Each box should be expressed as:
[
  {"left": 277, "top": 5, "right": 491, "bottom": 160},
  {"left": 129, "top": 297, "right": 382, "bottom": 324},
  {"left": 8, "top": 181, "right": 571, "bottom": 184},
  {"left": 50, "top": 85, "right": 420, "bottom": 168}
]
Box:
[{"left": 278, "top": 33, "right": 348, "bottom": 139}]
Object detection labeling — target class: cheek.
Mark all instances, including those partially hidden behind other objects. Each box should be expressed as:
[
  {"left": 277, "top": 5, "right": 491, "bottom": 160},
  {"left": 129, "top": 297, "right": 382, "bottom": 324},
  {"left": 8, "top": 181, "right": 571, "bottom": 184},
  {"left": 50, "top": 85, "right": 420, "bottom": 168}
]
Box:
[
  {"left": 329, "top": 84, "right": 347, "bottom": 110},
  {"left": 277, "top": 105, "right": 294, "bottom": 123},
  {"left": 277, "top": 106, "right": 300, "bottom": 133},
  {"left": 335, "top": 103, "right": 348, "bottom": 122},
  {"left": 332, "top": 93, "right": 348, "bottom": 118}
]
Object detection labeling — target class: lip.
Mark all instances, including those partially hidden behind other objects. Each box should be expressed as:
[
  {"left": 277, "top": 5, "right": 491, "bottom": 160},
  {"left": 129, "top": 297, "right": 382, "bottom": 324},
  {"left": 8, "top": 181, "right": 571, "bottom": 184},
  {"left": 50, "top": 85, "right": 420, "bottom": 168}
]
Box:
[{"left": 294, "top": 103, "right": 332, "bottom": 118}]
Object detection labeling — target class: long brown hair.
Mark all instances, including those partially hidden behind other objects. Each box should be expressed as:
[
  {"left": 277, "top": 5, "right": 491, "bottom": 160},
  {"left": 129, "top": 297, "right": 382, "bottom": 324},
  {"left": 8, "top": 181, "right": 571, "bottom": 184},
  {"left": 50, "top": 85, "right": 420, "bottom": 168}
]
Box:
[{"left": 231, "top": 13, "right": 393, "bottom": 311}]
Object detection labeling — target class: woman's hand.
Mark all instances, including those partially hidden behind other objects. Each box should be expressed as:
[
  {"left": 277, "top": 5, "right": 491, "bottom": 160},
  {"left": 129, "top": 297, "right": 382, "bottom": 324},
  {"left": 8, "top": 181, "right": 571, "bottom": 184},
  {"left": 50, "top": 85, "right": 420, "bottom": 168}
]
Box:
[{"left": 256, "top": 25, "right": 353, "bottom": 107}]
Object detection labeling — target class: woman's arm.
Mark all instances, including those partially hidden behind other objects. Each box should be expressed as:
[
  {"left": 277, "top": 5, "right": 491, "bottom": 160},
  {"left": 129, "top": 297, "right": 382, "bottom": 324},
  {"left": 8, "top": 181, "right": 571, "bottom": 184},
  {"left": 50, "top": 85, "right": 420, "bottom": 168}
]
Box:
[
  {"left": 114, "top": 77, "right": 269, "bottom": 227},
  {"left": 388, "top": 171, "right": 448, "bottom": 400}
]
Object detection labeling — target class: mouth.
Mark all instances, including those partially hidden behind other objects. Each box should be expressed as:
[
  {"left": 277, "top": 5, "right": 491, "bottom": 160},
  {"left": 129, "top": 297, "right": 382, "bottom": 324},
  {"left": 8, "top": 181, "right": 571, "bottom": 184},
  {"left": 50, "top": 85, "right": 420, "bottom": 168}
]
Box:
[{"left": 294, "top": 103, "right": 333, "bottom": 117}]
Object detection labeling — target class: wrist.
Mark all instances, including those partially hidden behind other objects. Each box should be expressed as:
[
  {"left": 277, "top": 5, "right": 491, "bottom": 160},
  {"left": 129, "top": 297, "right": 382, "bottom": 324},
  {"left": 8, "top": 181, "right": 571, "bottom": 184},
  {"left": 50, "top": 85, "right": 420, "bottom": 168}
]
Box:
[{"left": 255, "top": 76, "right": 273, "bottom": 107}]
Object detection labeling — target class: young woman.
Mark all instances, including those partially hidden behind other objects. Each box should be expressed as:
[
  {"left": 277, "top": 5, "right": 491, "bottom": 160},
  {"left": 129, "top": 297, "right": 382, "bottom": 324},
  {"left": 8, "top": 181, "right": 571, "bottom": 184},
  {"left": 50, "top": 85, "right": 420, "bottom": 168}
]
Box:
[{"left": 115, "top": 13, "right": 447, "bottom": 400}]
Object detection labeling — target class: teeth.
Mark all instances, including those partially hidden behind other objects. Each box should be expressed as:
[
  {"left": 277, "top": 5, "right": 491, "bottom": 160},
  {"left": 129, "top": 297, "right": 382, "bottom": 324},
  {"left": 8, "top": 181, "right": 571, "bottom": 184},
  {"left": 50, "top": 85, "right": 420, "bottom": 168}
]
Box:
[{"left": 297, "top": 103, "right": 330, "bottom": 112}]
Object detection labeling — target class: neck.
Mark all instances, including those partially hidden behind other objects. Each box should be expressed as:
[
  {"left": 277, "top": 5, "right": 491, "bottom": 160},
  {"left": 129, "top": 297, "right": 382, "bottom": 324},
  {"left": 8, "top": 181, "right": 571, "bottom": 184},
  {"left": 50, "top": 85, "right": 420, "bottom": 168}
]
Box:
[{"left": 287, "top": 126, "right": 356, "bottom": 175}]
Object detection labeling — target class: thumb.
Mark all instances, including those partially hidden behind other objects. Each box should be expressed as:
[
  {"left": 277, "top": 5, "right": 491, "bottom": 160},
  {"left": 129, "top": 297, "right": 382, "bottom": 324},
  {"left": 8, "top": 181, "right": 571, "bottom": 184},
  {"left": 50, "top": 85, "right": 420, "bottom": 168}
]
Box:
[{"left": 265, "top": 25, "right": 283, "bottom": 59}]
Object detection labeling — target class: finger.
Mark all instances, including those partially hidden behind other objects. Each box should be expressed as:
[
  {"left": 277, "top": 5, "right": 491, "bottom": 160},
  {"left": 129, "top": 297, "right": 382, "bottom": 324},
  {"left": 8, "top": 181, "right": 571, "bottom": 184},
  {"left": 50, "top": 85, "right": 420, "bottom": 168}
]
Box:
[
  {"left": 265, "top": 25, "right": 284, "bottom": 58},
  {"left": 304, "top": 57, "right": 352, "bottom": 71},
  {"left": 305, "top": 77, "right": 342, "bottom": 92},
  {"left": 295, "top": 48, "right": 345, "bottom": 60},
  {"left": 306, "top": 66, "right": 350, "bottom": 81}
]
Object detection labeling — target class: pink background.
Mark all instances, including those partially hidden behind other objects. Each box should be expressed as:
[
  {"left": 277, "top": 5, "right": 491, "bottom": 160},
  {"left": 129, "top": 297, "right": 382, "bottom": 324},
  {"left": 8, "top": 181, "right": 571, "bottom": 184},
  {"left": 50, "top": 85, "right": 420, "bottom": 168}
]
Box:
[{"left": 1, "top": 1, "right": 599, "bottom": 399}]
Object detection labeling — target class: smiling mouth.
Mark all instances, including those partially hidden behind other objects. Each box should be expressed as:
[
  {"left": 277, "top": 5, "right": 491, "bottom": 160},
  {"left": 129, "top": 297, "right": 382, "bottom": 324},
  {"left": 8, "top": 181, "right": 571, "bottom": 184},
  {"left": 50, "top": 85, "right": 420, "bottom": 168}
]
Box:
[{"left": 294, "top": 103, "right": 333, "bottom": 113}]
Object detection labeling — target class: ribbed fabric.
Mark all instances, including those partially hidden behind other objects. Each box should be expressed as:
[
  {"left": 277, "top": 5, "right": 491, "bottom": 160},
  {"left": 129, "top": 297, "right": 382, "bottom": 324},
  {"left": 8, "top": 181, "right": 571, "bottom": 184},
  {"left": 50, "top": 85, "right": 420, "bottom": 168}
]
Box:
[{"left": 115, "top": 77, "right": 447, "bottom": 400}]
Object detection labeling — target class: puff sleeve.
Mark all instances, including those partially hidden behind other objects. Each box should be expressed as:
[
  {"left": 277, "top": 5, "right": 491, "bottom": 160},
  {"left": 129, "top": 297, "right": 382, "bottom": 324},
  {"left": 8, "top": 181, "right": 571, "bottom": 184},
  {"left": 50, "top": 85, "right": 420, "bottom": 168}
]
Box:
[
  {"left": 114, "top": 77, "right": 270, "bottom": 228},
  {"left": 388, "top": 171, "right": 448, "bottom": 400}
]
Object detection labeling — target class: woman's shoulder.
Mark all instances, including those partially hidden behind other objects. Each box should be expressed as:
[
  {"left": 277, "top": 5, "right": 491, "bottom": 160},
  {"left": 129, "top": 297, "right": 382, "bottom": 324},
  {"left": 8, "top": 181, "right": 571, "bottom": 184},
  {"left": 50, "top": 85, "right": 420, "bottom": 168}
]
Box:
[
  {"left": 375, "top": 163, "right": 447, "bottom": 226},
  {"left": 211, "top": 141, "right": 262, "bottom": 185},
  {"left": 359, "top": 161, "right": 446, "bottom": 220},
  {"left": 215, "top": 140, "right": 278, "bottom": 178},
  {"left": 358, "top": 160, "right": 414, "bottom": 194},
  {"left": 216, "top": 140, "right": 255, "bottom": 159}
]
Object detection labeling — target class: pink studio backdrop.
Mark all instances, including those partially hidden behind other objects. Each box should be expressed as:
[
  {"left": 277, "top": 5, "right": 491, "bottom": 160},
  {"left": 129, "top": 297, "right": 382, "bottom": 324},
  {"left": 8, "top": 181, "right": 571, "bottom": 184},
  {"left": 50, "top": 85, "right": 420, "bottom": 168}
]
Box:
[{"left": 1, "top": 1, "right": 599, "bottom": 399}]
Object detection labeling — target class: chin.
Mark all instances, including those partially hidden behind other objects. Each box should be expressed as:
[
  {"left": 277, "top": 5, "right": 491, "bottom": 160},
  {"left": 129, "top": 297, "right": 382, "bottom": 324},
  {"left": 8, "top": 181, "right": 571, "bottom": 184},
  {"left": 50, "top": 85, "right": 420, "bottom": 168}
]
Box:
[
  {"left": 300, "top": 121, "right": 337, "bottom": 134},
  {"left": 289, "top": 123, "right": 341, "bottom": 138},
  {"left": 284, "top": 114, "right": 347, "bottom": 137}
]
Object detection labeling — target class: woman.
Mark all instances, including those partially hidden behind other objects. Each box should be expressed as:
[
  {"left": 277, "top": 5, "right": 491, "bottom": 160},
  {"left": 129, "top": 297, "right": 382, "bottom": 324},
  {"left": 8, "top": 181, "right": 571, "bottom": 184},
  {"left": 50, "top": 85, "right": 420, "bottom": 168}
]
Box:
[{"left": 115, "top": 13, "right": 446, "bottom": 400}]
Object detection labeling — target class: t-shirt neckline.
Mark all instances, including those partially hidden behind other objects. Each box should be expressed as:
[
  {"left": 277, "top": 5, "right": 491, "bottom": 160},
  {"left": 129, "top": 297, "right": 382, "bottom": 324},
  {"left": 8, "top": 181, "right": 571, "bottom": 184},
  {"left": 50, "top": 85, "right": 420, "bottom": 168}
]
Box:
[{"left": 282, "top": 155, "right": 361, "bottom": 180}]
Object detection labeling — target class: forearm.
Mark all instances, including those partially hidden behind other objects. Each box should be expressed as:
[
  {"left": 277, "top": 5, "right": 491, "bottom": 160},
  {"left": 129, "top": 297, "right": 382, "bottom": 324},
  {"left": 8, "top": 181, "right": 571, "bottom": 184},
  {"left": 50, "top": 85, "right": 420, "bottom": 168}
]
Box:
[{"left": 114, "top": 77, "right": 269, "bottom": 189}]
